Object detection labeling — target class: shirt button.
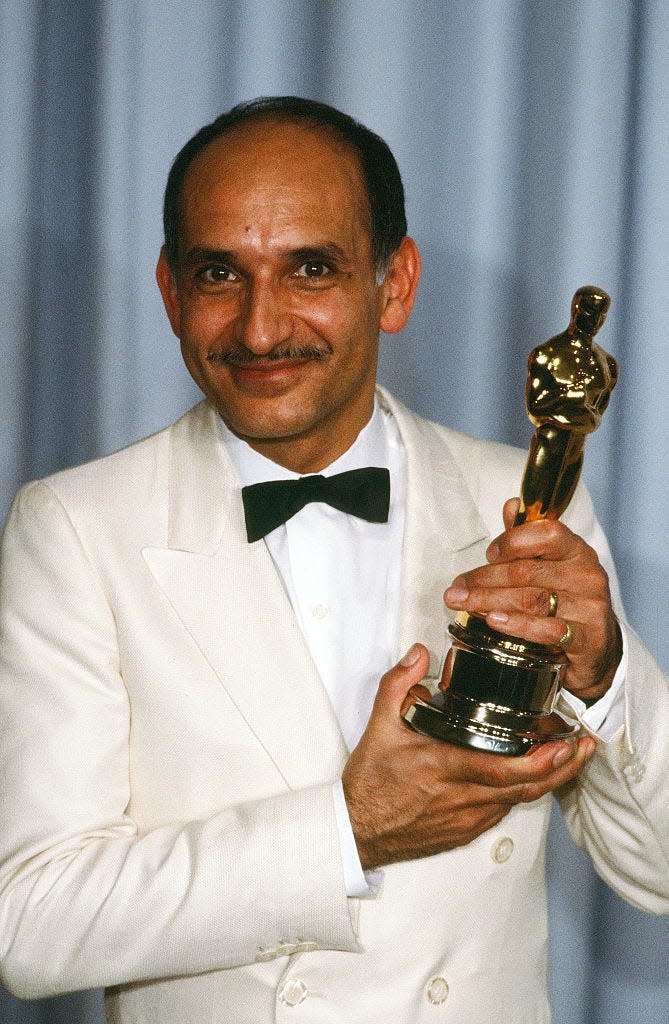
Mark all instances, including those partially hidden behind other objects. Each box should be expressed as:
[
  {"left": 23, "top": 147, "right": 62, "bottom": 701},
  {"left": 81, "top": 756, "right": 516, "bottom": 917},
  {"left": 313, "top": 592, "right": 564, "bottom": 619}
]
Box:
[
  {"left": 311, "top": 603, "right": 330, "bottom": 620},
  {"left": 426, "top": 976, "right": 449, "bottom": 1004},
  {"left": 279, "top": 979, "right": 308, "bottom": 1006},
  {"left": 623, "top": 753, "right": 645, "bottom": 783},
  {"left": 492, "top": 837, "right": 515, "bottom": 863}
]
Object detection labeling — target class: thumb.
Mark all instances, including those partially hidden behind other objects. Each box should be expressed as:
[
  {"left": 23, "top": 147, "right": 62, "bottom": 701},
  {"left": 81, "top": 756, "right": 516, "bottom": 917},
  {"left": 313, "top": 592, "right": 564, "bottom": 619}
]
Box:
[{"left": 371, "top": 643, "right": 430, "bottom": 721}]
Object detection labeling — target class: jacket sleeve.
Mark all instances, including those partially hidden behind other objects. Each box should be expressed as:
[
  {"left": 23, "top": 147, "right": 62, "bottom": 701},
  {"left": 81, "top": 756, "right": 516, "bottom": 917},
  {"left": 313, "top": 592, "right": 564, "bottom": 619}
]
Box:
[
  {"left": 555, "top": 485, "right": 669, "bottom": 913},
  {"left": 555, "top": 624, "right": 669, "bottom": 913},
  {"left": 0, "top": 481, "right": 359, "bottom": 999}
]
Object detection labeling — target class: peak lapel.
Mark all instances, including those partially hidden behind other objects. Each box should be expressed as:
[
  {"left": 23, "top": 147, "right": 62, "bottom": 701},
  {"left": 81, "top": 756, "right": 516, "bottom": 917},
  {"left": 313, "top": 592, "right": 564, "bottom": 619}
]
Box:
[
  {"left": 143, "top": 402, "right": 348, "bottom": 789},
  {"left": 378, "top": 389, "right": 492, "bottom": 682}
]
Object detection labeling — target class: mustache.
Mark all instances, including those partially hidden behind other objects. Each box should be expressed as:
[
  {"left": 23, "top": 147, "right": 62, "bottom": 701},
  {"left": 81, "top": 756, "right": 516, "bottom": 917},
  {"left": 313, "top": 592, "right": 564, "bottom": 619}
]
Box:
[{"left": 206, "top": 343, "right": 333, "bottom": 365}]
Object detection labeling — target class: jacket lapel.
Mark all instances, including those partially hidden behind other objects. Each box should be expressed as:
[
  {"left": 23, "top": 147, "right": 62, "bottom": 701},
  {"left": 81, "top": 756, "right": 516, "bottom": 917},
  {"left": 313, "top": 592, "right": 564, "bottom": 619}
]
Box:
[
  {"left": 380, "top": 389, "right": 492, "bottom": 682},
  {"left": 142, "top": 402, "right": 348, "bottom": 790}
]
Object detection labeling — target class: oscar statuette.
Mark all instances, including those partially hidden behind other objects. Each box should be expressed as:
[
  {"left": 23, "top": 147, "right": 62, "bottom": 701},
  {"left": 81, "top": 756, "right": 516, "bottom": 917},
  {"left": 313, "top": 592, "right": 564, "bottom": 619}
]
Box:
[{"left": 404, "top": 286, "right": 618, "bottom": 755}]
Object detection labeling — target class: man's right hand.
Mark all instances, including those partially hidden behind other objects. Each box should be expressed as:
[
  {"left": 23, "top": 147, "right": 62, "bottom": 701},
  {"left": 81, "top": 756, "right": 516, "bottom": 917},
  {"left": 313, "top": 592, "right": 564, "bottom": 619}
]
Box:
[{"left": 342, "top": 644, "right": 596, "bottom": 870}]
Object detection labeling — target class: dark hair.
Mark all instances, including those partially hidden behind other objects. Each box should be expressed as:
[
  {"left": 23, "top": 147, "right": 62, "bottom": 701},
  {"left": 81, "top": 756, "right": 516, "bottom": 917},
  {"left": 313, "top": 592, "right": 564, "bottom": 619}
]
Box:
[{"left": 162, "top": 96, "right": 407, "bottom": 278}]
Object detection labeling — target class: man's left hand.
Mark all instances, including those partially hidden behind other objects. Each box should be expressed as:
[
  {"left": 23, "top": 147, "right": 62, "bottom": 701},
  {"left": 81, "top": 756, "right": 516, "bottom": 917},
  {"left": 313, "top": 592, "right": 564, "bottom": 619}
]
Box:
[{"left": 444, "top": 498, "right": 622, "bottom": 703}]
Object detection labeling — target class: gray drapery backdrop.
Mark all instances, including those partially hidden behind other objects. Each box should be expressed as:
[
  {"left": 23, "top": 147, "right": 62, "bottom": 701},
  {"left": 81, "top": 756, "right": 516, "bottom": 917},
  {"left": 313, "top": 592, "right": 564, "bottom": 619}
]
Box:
[{"left": 1, "top": 2, "right": 668, "bottom": 1022}]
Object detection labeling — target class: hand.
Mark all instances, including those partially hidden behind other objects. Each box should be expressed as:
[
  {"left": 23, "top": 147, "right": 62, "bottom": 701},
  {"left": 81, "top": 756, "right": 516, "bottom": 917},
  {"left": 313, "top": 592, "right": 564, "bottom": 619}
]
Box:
[
  {"left": 342, "top": 644, "right": 596, "bottom": 870},
  {"left": 444, "top": 498, "right": 622, "bottom": 702}
]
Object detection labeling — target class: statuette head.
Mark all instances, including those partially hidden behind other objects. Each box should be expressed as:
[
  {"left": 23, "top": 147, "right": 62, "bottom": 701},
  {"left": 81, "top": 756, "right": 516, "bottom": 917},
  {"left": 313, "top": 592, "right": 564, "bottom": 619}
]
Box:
[{"left": 570, "top": 286, "right": 610, "bottom": 337}]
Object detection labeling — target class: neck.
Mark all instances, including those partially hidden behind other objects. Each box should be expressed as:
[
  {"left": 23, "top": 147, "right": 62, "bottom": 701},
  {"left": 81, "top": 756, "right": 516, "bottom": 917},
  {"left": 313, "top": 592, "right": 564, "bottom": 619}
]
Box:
[{"left": 234, "top": 407, "right": 376, "bottom": 474}]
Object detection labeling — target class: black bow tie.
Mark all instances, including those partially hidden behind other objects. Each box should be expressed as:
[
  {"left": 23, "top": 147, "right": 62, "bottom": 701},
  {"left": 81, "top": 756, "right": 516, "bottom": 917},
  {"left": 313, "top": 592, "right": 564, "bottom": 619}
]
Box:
[{"left": 241, "top": 467, "right": 390, "bottom": 542}]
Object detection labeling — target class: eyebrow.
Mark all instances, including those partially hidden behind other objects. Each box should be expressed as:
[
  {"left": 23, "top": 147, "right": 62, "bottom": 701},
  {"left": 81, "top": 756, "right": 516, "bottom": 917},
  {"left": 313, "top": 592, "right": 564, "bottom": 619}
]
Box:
[
  {"left": 180, "top": 247, "right": 237, "bottom": 269},
  {"left": 180, "top": 242, "right": 351, "bottom": 270},
  {"left": 287, "top": 244, "right": 350, "bottom": 267}
]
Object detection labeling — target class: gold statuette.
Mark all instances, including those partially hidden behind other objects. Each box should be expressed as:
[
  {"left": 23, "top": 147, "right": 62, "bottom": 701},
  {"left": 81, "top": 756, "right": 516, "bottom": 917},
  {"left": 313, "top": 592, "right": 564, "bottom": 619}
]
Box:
[{"left": 404, "top": 287, "right": 617, "bottom": 755}]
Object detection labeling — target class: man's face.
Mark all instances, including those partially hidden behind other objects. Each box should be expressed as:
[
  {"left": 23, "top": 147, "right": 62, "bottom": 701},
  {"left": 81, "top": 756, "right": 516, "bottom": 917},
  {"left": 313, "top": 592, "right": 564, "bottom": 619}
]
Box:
[{"left": 157, "top": 119, "right": 415, "bottom": 472}]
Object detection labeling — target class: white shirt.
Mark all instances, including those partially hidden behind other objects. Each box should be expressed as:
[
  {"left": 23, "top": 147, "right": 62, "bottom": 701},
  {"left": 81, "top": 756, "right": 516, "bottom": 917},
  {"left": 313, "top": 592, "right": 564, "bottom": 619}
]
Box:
[{"left": 223, "top": 401, "right": 406, "bottom": 753}]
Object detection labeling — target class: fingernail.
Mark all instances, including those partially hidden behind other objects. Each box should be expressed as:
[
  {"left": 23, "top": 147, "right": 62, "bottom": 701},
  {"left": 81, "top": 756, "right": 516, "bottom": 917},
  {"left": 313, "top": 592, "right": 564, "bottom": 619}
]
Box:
[
  {"left": 582, "top": 737, "right": 596, "bottom": 759},
  {"left": 487, "top": 611, "right": 509, "bottom": 625},
  {"left": 400, "top": 644, "right": 421, "bottom": 667},
  {"left": 445, "top": 586, "right": 469, "bottom": 604}
]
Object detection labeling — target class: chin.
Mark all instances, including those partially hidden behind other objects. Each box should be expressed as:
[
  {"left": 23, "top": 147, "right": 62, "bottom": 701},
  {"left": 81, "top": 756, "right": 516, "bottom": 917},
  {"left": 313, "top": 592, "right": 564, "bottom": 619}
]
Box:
[{"left": 217, "top": 407, "right": 312, "bottom": 445}]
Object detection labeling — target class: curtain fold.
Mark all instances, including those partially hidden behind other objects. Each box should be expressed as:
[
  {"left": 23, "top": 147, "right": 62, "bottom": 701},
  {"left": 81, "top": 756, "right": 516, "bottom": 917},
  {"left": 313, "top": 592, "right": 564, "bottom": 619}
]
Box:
[{"left": 1, "top": 2, "right": 667, "bottom": 1021}]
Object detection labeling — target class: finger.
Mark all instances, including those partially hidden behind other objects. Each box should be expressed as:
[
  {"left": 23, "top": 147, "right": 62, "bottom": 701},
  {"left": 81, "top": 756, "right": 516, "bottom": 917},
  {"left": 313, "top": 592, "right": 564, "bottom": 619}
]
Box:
[
  {"left": 485, "top": 609, "right": 581, "bottom": 651},
  {"left": 487, "top": 518, "right": 594, "bottom": 565},
  {"left": 435, "top": 734, "right": 574, "bottom": 790},
  {"left": 446, "top": 582, "right": 563, "bottom": 620},
  {"left": 504, "top": 736, "right": 597, "bottom": 803},
  {"left": 400, "top": 682, "right": 434, "bottom": 718},
  {"left": 525, "top": 735, "right": 590, "bottom": 772},
  {"left": 446, "top": 556, "right": 609, "bottom": 613},
  {"left": 448, "top": 558, "right": 566, "bottom": 599},
  {"left": 455, "top": 735, "right": 596, "bottom": 794}
]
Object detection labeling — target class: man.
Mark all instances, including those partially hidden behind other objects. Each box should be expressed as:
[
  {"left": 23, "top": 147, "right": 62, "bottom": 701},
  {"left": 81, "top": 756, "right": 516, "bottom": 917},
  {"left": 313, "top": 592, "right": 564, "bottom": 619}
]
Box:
[{"left": 0, "top": 97, "right": 667, "bottom": 1023}]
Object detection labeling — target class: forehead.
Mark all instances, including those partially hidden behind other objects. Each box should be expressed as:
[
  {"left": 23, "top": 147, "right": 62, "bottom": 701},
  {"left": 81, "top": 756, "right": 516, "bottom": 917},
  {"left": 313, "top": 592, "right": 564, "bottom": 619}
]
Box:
[{"left": 179, "top": 119, "right": 372, "bottom": 247}]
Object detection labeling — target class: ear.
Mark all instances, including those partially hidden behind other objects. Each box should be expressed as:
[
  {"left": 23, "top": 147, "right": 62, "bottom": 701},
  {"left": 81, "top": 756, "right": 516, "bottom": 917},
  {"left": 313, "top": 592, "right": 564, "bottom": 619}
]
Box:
[
  {"left": 156, "top": 247, "right": 182, "bottom": 337},
  {"left": 378, "top": 236, "right": 421, "bottom": 334}
]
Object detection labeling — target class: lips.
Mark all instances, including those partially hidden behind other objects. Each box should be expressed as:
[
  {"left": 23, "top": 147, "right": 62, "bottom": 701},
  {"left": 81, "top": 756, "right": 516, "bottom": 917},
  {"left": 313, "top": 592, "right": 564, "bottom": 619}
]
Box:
[
  {"left": 223, "top": 355, "right": 320, "bottom": 395},
  {"left": 229, "top": 356, "right": 312, "bottom": 372}
]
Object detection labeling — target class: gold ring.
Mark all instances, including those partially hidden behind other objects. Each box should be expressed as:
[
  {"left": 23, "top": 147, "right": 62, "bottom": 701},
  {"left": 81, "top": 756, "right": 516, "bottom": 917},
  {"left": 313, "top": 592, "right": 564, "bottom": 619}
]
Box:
[
  {"left": 558, "top": 622, "right": 574, "bottom": 649},
  {"left": 547, "top": 592, "right": 559, "bottom": 617}
]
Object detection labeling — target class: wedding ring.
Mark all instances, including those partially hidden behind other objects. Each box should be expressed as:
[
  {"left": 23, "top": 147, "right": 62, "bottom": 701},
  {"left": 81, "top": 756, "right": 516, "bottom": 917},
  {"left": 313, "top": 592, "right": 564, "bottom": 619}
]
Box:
[
  {"left": 547, "top": 591, "right": 559, "bottom": 617},
  {"left": 558, "top": 621, "right": 575, "bottom": 650}
]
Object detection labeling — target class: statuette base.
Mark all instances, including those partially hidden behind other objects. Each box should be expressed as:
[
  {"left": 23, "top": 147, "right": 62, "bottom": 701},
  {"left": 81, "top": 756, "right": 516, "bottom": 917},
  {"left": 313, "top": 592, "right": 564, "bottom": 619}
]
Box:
[
  {"left": 403, "top": 612, "right": 578, "bottom": 755},
  {"left": 404, "top": 691, "right": 578, "bottom": 756}
]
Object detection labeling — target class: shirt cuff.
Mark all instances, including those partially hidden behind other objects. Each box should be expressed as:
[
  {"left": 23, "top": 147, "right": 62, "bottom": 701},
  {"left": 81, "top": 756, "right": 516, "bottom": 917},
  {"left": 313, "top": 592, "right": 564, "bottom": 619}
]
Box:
[
  {"left": 332, "top": 779, "right": 382, "bottom": 898},
  {"left": 559, "top": 622, "right": 628, "bottom": 740}
]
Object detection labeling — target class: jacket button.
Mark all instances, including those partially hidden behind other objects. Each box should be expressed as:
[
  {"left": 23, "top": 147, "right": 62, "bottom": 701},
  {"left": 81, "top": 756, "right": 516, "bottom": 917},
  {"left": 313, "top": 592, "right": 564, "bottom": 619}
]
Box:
[
  {"left": 492, "top": 836, "right": 514, "bottom": 863},
  {"left": 426, "top": 976, "right": 449, "bottom": 1004},
  {"left": 279, "top": 979, "right": 308, "bottom": 1006},
  {"left": 294, "top": 940, "right": 318, "bottom": 953}
]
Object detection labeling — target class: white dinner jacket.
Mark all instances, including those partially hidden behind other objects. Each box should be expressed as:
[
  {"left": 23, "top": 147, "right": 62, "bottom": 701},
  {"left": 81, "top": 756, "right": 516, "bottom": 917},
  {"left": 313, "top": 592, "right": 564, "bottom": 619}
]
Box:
[{"left": 0, "top": 387, "right": 667, "bottom": 1024}]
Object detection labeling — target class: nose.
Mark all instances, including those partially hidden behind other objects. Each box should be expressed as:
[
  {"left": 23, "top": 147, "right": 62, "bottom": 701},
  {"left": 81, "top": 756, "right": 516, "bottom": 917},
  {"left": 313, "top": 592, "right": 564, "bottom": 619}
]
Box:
[{"left": 237, "top": 280, "right": 292, "bottom": 354}]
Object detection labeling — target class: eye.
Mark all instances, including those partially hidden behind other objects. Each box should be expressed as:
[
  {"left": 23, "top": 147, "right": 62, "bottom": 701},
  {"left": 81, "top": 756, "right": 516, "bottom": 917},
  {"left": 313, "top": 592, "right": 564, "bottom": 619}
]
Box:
[
  {"left": 295, "top": 261, "right": 331, "bottom": 279},
  {"left": 198, "top": 265, "right": 238, "bottom": 284}
]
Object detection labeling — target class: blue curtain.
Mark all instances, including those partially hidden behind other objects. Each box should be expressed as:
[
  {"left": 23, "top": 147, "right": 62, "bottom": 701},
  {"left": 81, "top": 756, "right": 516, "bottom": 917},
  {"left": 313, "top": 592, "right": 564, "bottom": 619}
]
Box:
[{"left": 1, "top": 2, "right": 668, "bottom": 1021}]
